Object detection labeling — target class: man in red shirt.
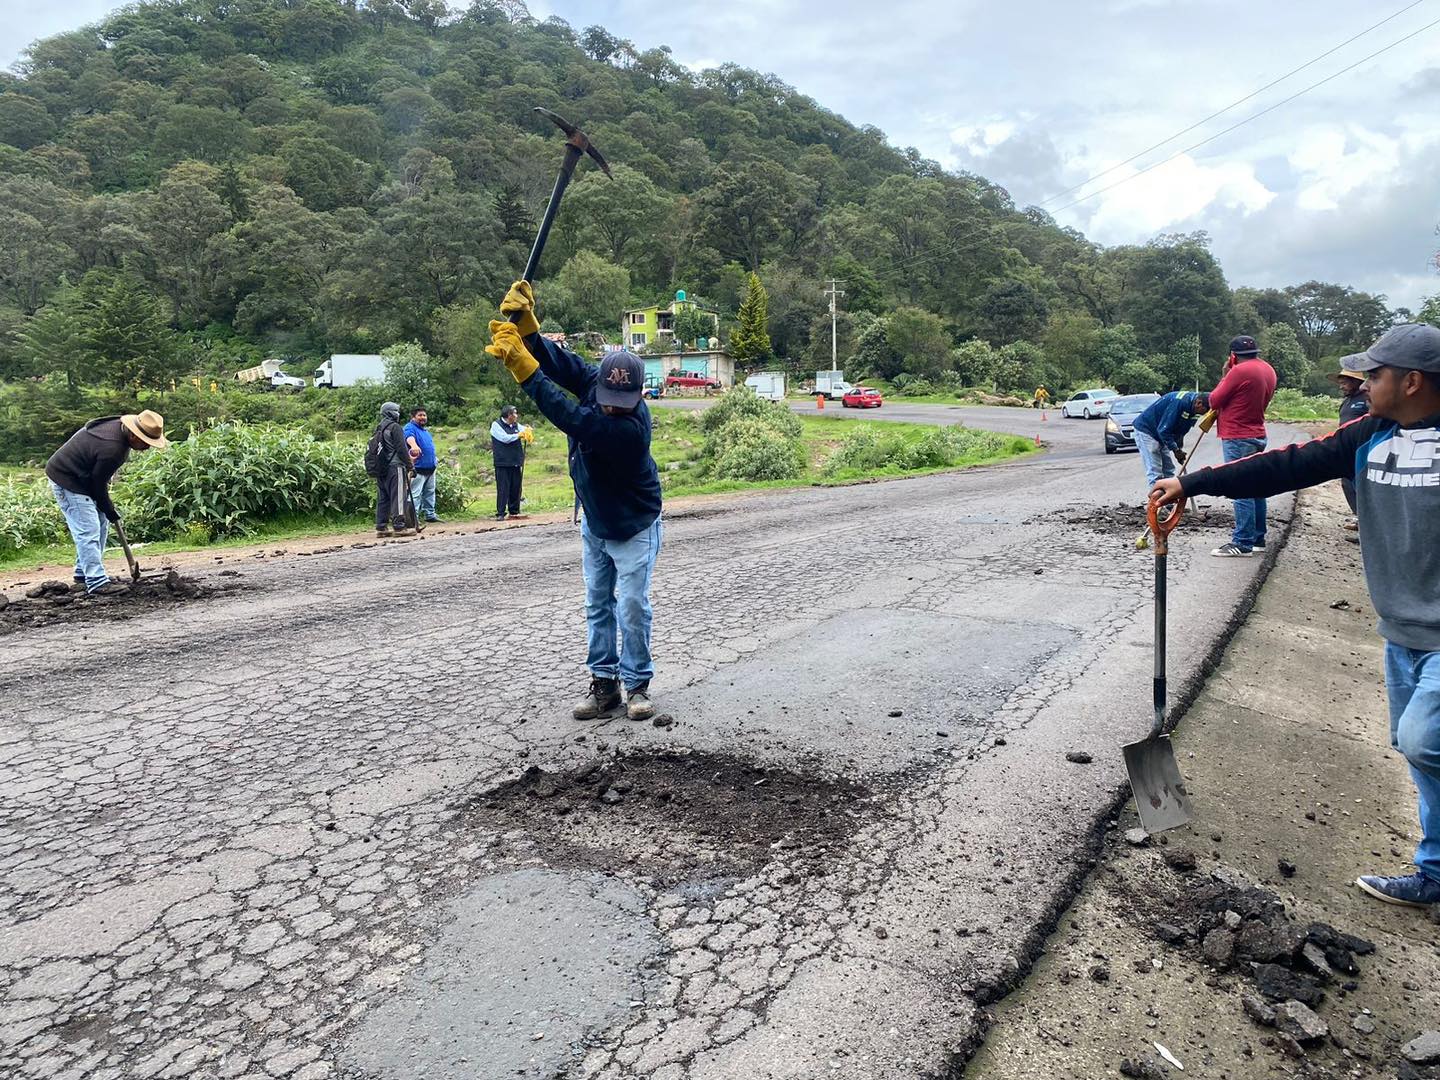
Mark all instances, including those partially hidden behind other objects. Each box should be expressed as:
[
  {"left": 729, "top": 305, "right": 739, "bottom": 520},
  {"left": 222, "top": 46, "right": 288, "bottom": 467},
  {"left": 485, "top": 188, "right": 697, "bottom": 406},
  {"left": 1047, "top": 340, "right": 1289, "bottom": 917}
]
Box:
[{"left": 1207, "top": 334, "right": 1278, "bottom": 556}]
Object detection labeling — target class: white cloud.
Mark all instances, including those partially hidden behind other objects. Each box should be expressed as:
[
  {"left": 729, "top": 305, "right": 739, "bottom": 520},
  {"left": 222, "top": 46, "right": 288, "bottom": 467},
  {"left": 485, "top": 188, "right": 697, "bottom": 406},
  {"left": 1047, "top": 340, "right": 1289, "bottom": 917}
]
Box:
[
  {"left": 1288, "top": 125, "right": 1405, "bottom": 212},
  {"left": 1073, "top": 154, "right": 1276, "bottom": 241}
]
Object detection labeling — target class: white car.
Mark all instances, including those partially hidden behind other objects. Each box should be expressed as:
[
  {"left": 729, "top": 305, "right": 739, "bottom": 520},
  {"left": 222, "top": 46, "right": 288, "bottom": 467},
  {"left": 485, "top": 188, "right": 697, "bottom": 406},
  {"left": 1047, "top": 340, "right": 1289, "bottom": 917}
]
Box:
[{"left": 1061, "top": 388, "right": 1119, "bottom": 419}]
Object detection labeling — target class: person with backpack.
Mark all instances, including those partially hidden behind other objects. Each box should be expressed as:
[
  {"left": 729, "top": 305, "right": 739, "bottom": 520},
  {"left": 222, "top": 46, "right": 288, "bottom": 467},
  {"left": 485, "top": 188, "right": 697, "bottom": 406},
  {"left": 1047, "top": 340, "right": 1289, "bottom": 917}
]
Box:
[
  {"left": 1150, "top": 323, "right": 1440, "bottom": 909},
  {"left": 365, "top": 402, "right": 415, "bottom": 538},
  {"left": 486, "top": 281, "right": 663, "bottom": 723}
]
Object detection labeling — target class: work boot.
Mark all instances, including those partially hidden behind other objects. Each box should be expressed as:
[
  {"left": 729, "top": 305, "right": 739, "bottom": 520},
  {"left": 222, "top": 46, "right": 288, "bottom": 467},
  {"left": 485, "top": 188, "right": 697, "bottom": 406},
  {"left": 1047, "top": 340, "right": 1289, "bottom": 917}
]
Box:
[
  {"left": 626, "top": 683, "right": 654, "bottom": 722},
  {"left": 573, "top": 677, "right": 621, "bottom": 720},
  {"left": 508, "top": 513, "right": 530, "bottom": 521},
  {"left": 87, "top": 581, "right": 129, "bottom": 598},
  {"left": 1355, "top": 871, "right": 1440, "bottom": 908},
  {"left": 376, "top": 526, "right": 391, "bottom": 539},
  {"left": 390, "top": 527, "right": 414, "bottom": 537}
]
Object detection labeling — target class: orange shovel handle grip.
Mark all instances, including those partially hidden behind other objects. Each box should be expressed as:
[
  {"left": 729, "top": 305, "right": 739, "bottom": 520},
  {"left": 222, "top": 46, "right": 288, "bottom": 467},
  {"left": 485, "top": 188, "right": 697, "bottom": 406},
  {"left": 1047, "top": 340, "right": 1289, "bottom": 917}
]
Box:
[{"left": 1147, "top": 496, "right": 1186, "bottom": 555}]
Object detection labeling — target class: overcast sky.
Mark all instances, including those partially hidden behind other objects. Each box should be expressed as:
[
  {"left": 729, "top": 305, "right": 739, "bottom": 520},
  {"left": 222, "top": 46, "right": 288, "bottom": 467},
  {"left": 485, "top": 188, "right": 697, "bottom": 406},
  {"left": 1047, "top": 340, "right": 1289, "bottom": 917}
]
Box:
[{"left": 6, "top": 0, "right": 1440, "bottom": 310}]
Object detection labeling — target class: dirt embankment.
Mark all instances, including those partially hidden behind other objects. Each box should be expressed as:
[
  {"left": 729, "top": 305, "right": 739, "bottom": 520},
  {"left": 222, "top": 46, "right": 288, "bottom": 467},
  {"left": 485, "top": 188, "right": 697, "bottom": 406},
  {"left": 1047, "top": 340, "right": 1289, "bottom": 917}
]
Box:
[{"left": 968, "top": 483, "right": 1440, "bottom": 1080}]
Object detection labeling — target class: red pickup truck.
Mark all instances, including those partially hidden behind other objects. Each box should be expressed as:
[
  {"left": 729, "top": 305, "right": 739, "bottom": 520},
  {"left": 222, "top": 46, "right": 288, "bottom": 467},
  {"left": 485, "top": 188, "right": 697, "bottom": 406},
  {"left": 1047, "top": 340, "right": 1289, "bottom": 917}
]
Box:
[{"left": 665, "top": 369, "right": 721, "bottom": 389}]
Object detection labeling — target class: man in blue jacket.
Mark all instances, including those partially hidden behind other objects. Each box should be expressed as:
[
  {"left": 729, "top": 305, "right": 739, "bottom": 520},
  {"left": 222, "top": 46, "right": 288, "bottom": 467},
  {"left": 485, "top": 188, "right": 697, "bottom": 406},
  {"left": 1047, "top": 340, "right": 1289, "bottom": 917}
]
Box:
[
  {"left": 486, "top": 281, "right": 663, "bottom": 722},
  {"left": 404, "top": 407, "right": 441, "bottom": 524},
  {"left": 1132, "top": 391, "right": 1209, "bottom": 487},
  {"left": 1151, "top": 323, "right": 1440, "bottom": 910}
]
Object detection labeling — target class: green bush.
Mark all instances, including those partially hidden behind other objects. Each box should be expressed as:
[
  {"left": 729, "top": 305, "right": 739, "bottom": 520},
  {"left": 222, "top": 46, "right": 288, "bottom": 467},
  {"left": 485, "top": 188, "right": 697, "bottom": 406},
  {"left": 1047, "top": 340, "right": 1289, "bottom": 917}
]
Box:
[
  {"left": 1266, "top": 388, "right": 1339, "bottom": 421},
  {"left": 709, "top": 417, "right": 806, "bottom": 481},
  {"left": 699, "top": 385, "right": 802, "bottom": 439},
  {"left": 699, "top": 386, "right": 805, "bottom": 481},
  {"left": 0, "top": 478, "right": 69, "bottom": 554},
  {"left": 823, "top": 424, "right": 1019, "bottom": 476}
]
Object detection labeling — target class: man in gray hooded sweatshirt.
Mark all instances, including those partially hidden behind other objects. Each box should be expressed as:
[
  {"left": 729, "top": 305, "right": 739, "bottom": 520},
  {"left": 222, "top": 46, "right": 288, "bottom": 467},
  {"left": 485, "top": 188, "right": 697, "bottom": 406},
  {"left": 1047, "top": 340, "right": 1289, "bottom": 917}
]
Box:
[{"left": 368, "top": 402, "right": 415, "bottom": 538}]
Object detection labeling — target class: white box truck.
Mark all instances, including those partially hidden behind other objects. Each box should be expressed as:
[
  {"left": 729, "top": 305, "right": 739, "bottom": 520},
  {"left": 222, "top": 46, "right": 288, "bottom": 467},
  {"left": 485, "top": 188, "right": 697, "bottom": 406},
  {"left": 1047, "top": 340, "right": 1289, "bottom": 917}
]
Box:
[
  {"left": 315, "top": 354, "right": 387, "bottom": 388},
  {"left": 814, "top": 370, "right": 854, "bottom": 400},
  {"left": 744, "top": 372, "right": 786, "bottom": 401}
]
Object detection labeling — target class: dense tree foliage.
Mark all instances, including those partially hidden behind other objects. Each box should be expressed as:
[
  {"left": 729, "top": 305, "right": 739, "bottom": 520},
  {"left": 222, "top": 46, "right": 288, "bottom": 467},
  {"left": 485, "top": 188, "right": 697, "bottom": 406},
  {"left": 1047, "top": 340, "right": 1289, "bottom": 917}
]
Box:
[{"left": 0, "top": 0, "right": 1409, "bottom": 419}]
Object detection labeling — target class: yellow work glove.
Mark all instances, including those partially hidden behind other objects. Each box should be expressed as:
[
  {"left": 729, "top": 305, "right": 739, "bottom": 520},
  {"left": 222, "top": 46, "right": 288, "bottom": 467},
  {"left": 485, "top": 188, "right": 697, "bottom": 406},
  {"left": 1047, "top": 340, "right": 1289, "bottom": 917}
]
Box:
[
  {"left": 1197, "top": 409, "right": 1218, "bottom": 433},
  {"left": 499, "top": 280, "right": 540, "bottom": 337},
  {"left": 486, "top": 320, "right": 539, "bottom": 384}
]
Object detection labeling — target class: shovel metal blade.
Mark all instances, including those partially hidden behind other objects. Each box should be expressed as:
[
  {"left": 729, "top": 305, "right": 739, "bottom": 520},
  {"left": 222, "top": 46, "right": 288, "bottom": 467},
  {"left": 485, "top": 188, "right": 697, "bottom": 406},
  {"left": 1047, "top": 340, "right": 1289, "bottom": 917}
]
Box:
[{"left": 1123, "top": 733, "right": 1194, "bottom": 834}]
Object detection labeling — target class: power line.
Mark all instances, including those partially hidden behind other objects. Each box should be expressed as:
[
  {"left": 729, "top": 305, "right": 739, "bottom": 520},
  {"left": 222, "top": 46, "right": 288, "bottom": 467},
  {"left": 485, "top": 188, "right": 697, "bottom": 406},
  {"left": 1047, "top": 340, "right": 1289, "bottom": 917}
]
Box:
[
  {"left": 1038, "top": 0, "right": 1430, "bottom": 208},
  {"left": 1048, "top": 13, "right": 1440, "bottom": 216},
  {"left": 872, "top": 9, "right": 1440, "bottom": 282}
]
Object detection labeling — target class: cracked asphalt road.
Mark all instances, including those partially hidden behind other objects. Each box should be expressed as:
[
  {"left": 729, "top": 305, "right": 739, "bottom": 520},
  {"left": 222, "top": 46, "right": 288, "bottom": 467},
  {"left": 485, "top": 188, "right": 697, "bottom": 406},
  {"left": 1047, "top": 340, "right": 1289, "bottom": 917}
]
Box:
[{"left": 0, "top": 408, "right": 1299, "bottom": 1079}]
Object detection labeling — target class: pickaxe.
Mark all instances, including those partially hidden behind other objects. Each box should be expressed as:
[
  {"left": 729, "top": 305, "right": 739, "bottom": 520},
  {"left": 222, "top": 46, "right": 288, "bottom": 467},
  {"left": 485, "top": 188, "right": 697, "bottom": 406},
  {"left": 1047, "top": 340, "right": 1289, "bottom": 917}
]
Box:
[{"left": 512, "top": 108, "right": 612, "bottom": 307}]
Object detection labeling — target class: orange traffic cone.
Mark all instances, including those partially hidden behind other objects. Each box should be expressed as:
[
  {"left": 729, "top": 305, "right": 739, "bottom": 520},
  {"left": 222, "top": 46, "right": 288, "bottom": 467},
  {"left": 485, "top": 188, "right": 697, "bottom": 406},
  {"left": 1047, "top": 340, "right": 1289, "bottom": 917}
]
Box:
[
  {"left": 816, "top": 394, "right": 825, "bottom": 410},
  {"left": 1041, "top": 409, "right": 1048, "bottom": 421},
  {"left": 1034, "top": 433, "right": 1043, "bottom": 447}
]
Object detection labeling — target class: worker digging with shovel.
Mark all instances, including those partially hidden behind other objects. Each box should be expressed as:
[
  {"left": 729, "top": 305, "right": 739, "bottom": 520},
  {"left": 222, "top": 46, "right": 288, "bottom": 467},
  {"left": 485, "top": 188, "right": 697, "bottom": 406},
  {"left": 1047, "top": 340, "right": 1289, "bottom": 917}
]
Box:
[
  {"left": 487, "top": 282, "right": 663, "bottom": 723},
  {"left": 45, "top": 410, "right": 169, "bottom": 596},
  {"left": 1150, "top": 323, "right": 1440, "bottom": 910}
]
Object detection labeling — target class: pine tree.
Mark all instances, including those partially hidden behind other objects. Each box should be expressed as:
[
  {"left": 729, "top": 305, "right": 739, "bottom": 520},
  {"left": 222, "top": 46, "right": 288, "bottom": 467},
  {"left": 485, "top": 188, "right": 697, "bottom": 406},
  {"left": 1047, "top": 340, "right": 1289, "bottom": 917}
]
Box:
[
  {"left": 729, "top": 272, "right": 771, "bottom": 363},
  {"left": 494, "top": 184, "right": 535, "bottom": 246}
]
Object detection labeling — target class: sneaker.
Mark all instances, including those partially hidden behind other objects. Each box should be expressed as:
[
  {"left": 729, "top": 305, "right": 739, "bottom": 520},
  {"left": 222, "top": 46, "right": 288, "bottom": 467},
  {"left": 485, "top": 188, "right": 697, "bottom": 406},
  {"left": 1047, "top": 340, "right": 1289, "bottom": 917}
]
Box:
[
  {"left": 626, "top": 683, "right": 655, "bottom": 722},
  {"left": 1252, "top": 541, "right": 1267, "bottom": 550},
  {"left": 1355, "top": 871, "right": 1440, "bottom": 908},
  {"left": 390, "top": 527, "right": 414, "bottom": 537},
  {"left": 508, "top": 513, "right": 530, "bottom": 521},
  {"left": 494, "top": 514, "right": 508, "bottom": 521},
  {"left": 573, "top": 677, "right": 622, "bottom": 720},
  {"left": 426, "top": 516, "right": 444, "bottom": 523},
  {"left": 87, "top": 581, "right": 129, "bottom": 598},
  {"left": 1210, "top": 543, "right": 1253, "bottom": 557}
]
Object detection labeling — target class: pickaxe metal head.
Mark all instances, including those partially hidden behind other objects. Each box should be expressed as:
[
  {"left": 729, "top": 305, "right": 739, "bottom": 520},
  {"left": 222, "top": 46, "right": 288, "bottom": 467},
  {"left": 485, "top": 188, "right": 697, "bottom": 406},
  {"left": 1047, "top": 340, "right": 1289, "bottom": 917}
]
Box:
[{"left": 534, "top": 107, "right": 613, "bottom": 178}]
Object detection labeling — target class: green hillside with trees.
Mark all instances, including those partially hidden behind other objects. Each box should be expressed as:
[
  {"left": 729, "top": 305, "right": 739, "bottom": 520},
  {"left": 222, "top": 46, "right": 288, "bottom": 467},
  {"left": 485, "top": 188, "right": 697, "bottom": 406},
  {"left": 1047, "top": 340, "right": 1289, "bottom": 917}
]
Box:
[{"left": 0, "top": 0, "right": 1419, "bottom": 462}]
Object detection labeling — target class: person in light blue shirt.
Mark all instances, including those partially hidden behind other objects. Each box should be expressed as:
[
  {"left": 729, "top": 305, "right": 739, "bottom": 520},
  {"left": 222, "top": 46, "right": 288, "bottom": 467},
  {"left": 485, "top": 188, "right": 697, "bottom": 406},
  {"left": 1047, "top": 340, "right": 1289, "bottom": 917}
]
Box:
[{"left": 403, "top": 407, "right": 440, "bottom": 523}]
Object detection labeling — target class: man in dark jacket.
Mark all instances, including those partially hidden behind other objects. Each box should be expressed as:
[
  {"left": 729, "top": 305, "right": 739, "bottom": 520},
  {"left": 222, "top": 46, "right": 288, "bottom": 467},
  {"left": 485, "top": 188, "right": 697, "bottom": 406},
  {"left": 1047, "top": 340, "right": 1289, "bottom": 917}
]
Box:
[
  {"left": 489, "top": 405, "right": 531, "bottom": 520},
  {"left": 486, "top": 281, "right": 663, "bottom": 722},
  {"left": 1333, "top": 355, "right": 1370, "bottom": 516},
  {"left": 45, "top": 410, "right": 169, "bottom": 595},
  {"left": 1151, "top": 323, "right": 1440, "bottom": 910},
  {"left": 371, "top": 401, "right": 414, "bottom": 539},
  {"left": 1132, "top": 391, "right": 1210, "bottom": 487}
]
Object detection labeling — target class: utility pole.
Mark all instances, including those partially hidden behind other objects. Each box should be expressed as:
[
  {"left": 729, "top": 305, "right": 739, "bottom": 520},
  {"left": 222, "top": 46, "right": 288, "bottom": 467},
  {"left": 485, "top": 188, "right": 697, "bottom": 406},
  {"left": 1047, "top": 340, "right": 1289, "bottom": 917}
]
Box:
[{"left": 823, "top": 279, "right": 845, "bottom": 372}]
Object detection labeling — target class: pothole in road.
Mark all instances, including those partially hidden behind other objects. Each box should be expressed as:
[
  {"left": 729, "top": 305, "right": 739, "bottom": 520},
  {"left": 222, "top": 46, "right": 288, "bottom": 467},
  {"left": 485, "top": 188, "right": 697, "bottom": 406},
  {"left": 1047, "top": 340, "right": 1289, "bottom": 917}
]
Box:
[
  {"left": 1046, "top": 502, "right": 1235, "bottom": 537},
  {"left": 458, "top": 749, "right": 877, "bottom": 886},
  {"left": 0, "top": 571, "right": 245, "bottom": 635}
]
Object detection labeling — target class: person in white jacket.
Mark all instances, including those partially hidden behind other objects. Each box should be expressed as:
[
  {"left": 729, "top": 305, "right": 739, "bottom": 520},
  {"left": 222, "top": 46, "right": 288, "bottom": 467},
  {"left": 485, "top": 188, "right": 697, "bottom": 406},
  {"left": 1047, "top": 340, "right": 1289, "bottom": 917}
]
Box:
[{"left": 489, "top": 405, "right": 531, "bottom": 520}]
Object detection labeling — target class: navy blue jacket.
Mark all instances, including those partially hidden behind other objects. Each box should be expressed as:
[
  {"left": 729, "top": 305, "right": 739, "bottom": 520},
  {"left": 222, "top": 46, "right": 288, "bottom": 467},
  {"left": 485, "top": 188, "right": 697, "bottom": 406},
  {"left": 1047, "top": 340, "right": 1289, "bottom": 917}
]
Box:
[
  {"left": 519, "top": 334, "right": 662, "bottom": 541},
  {"left": 1133, "top": 391, "right": 1206, "bottom": 452}
]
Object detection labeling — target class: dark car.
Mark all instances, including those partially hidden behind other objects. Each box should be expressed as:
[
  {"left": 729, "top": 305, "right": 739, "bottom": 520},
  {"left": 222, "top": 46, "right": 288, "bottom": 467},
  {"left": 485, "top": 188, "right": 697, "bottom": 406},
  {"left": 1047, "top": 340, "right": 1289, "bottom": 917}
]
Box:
[{"left": 1103, "top": 393, "right": 1160, "bottom": 454}]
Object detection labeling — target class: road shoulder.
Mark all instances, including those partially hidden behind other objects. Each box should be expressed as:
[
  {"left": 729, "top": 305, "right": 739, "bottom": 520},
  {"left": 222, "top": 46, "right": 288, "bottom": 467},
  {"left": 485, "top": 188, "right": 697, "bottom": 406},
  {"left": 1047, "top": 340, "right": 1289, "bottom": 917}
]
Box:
[{"left": 965, "top": 481, "right": 1440, "bottom": 1080}]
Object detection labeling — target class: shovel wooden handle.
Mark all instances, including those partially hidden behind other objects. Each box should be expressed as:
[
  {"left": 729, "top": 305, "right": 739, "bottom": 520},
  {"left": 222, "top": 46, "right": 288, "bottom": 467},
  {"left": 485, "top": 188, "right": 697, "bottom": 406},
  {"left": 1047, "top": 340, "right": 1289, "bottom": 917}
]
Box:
[{"left": 113, "top": 520, "right": 141, "bottom": 582}]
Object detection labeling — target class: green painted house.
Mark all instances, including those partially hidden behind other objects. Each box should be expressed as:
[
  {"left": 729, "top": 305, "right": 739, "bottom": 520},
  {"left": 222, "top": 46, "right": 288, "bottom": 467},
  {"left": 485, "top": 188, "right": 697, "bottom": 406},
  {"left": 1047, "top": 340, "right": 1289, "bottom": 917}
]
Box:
[{"left": 621, "top": 290, "right": 720, "bottom": 351}]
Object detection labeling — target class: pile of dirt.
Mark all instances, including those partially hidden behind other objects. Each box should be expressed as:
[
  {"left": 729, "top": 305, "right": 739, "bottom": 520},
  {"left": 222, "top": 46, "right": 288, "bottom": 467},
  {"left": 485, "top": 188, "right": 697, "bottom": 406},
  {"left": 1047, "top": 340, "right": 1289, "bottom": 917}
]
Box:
[
  {"left": 1049, "top": 502, "right": 1235, "bottom": 537},
  {"left": 459, "top": 749, "right": 876, "bottom": 887},
  {"left": 0, "top": 570, "right": 240, "bottom": 633}
]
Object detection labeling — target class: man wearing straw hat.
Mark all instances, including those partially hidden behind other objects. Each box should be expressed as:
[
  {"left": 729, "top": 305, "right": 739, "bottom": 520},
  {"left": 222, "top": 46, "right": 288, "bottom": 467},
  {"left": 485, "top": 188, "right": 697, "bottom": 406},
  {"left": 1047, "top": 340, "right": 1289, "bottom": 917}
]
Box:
[
  {"left": 1333, "top": 354, "right": 1370, "bottom": 518},
  {"left": 45, "top": 410, "right": 169, "bottom": 596}
]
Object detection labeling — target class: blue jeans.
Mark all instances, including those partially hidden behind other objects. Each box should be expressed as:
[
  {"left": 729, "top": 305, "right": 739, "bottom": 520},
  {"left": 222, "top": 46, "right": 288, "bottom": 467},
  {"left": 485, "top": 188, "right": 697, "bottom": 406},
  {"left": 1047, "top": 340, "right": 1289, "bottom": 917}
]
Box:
[
  {"left": 410, "top": 469, "right": 437, "bottom": 519},
  {"left": 1133, "top": 430, "right": 1174, "bottom": 487},
  {"left": 582, "top": 516, "right": 662, "bottom": 690},
  {"left": 1222, "top": 437, "right": 1267, "bottom": 548},
  {"left": 1386, "top": 643, "right": 1440, "bottom": 883},
  {"left": 50, "top": 481, "right": 110, "bottom": 591}
]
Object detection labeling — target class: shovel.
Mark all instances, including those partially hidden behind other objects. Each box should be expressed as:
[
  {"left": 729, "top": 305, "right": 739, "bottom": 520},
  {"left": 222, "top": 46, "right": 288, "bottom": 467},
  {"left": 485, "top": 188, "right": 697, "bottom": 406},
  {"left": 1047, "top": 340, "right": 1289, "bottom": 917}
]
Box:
[
  {"left": 1124, "top": 493, "right": 1194, "bottom": 834},
  {"left": 113, "top": 520, "right": 143, "bottom": 582}
]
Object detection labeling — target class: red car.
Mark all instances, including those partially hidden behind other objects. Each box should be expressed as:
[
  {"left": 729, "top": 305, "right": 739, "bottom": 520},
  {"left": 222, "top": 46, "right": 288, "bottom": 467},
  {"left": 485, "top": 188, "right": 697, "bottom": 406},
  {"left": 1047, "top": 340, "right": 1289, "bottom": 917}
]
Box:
[
  {"left": 842, "top": 386, "right": 883, "bottom": 408},
  {"left": 665, "top": 369, "right": 721, "bottom": 389}
]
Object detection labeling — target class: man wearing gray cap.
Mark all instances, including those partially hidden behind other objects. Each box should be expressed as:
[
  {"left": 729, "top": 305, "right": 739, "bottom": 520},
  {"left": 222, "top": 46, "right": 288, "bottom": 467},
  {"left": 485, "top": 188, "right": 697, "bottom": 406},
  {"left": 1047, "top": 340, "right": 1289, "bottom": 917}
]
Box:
[
  {"left": 486, "top": 281, "right": 664, "bottom": 723},
  {"left": 365, "top": 401, "right": 415, "bottom": 539},
  {"left": 1151, "top": 323, "right": 1440, "bottom": 910}
]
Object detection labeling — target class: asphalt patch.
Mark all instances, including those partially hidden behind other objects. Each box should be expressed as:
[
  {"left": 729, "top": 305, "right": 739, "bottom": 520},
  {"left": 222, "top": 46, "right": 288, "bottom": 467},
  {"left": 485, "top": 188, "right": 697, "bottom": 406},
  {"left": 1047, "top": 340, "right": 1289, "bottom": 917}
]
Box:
[
  {"left": 460, "top": 749, "right": 875, "bottom": 888},
  {"left": 0, "top": 570, "right": 241, "bottom": 634}
]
